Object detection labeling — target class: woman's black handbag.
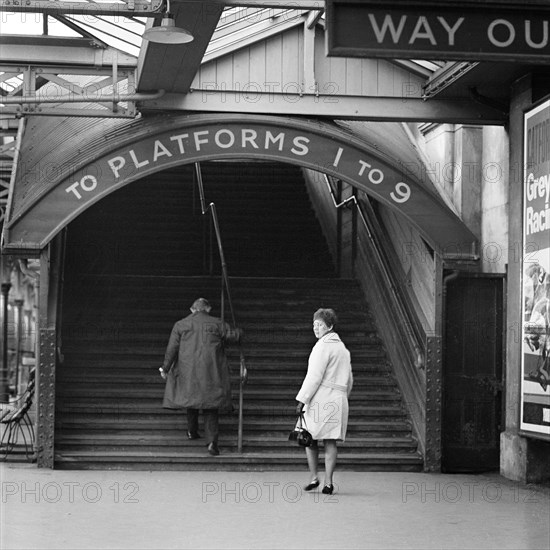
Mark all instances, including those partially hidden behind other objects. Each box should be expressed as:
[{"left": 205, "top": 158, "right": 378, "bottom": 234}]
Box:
[{"left": 288, "top": 413, "right": 313, "bottom": 447}]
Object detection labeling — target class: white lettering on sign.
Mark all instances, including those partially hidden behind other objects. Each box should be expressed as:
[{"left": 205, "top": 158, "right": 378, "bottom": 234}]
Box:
[
  {"left": 390, "top": 182, "right": 412, "bottom": 203},
  {"left": 358, "top": 160, "right": 384, "bottom": 184},
  {"left": 367, "top": 14, "right": 464, "bottom": 46},
  {"left": 170, "top": 133, "right": 189, "bottom": 154},
  {"left": 65, "top": 182, "right": 81, "bottom": 199},
  {"left": 153, "top": 140, "right": 172, "bottom": 162},
  {"left": 108, "top": 156, "right": 125, "bottom": 179},
  {"left": 215, "top": 129, "right": 235, "bottom": 148},
  {"left": 526, "top": 20, "right": 549, "bottom": 49},
  {"left": 485, "top": 18, "right": 549, "bottom": 49},
  {"left": 437, "top": 17, "right": 464, "bottom": 46},
  {"left": 291, "top": 136, "right": 309, "bottom": 156},
  {"left": 364, "top": 13, "right": 549, "bottom": 52},
  {"left": 99, "top": 128, "right": 314, "bottom": 182},
  {"left": 526, "top": 173, "right": 550, "bottom": 204},
  {"left": 129, "top": 149, "right": 149, "bottom": 169},
  {"left": 333, "top": 147, "right": 344, "bottom": 167},
  {"left": 486, "top": 20, "right": 548, "bottom": 49},
  {"left": 526, "top": 204, "right": 550, "bottom": 235},
  {"left": 194, "top": 131, "right": 210, "bottom": 151},
  {"left": 357, "top": 158, "right": 410, "bottom": 203},
  {"left": 265, "top": 131, "right": 285, "bottom": 151},
  {"left": 525, "top": 172, "right": 550, "bottom": 235},
  {"left": 63, "top": 127, "right": 414, "bottom": 207},
  {"left": 80, "top": 175, "right": 97, "bottom": 192},
  {"left": 65, "top": 175, "right": 98, "bottom": 200},
  {"left": 242, "top": 129, "right": 259, "bottom": 149},
  {"left": 368, "top": 14, "right": 406, "bottom": 43},
  {"left": 487, "top": 19, "right": 515, "bottom": 48},
  {"left": 409, "top": 16, "right": 436, "bottom": 45}
]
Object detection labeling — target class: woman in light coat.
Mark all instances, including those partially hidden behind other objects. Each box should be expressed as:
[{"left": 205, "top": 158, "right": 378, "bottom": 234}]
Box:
[{"left": 296, "top": 308, "right": 353, "bottom": 495}]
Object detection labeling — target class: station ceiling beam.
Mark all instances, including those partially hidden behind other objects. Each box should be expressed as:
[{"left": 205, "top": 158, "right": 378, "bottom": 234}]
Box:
[
  {"left": 0, "top": 36, "right": 137, "bottom": 68},
  {"left": 142, "top": 91, "right": 507, "bottom": 124},
  {"left": 0, "top": 0, "right": 162, "bottom": 16},
  {"left": 0, "top": 0, "right": 325, "bottom": 16}
]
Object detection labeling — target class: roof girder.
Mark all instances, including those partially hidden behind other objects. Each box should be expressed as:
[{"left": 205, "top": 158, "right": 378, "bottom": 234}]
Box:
[
  {"left": 0, "top": 36, "right": 137, "bottom": 68},
  {"left": 141, "top": 91, "right": 507, "bottom": 124},
  {"left": 0, "top": 0, "right": 325, "bottom": 16}
]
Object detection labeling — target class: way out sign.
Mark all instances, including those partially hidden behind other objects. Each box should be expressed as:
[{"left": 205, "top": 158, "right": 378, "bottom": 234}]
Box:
[{"left": 326, "top": 0, "right": 550, "bottom": 63}]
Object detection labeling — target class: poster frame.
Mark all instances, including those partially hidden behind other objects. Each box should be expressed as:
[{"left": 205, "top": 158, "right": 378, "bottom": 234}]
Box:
[{"left": 520, "top": 98, "right": 550, "bottom": 441}]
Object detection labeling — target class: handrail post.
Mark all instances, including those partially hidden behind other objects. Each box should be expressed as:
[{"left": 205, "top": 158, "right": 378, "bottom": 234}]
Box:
[
  {"left": 351, "top": 187, "right": 358, "bottom": 275},
  {"left": 209, "top": 216, "right": 214, "bottom": 276},
  {"left": 195, "top": 162, "right": 208, "bottom": 215},
  {"left": 238, "top": 354, "right": 245, "bottom": 453},
  {"left": 195, "top": 162, "right": 214, "bottom": 275},
  {"left": 194, "top": 162, "right": 246, "bottom": 454},
  {"left": 336, "top": 180, "right": 342, "bottom": 277}
]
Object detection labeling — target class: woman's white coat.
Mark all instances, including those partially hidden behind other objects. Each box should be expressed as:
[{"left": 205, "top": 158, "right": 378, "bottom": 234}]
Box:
[{"left": 296, "top": 331, "right": 353, "bottom": 441}]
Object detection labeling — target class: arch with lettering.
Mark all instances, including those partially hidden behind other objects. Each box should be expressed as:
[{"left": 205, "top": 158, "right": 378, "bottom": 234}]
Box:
[{"left": 2, "top": 113, "right": 476, "bottom": 255}]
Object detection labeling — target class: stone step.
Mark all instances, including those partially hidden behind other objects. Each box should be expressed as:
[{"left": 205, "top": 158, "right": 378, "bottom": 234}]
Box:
[
  {"left": 55, "top": 416, "right": 413, "bottom": 430},
  {"left": 57, "top": 360, "right": 392, "bottom": 374},
  {"left": 55, "top": 437, "right": 420, "bottom": 453},
  {"left": 56, "top": 371, "right": 395, "bottom": 385},
  {"left": 53, "top": 450, "right": 424, "bottom": 472}
]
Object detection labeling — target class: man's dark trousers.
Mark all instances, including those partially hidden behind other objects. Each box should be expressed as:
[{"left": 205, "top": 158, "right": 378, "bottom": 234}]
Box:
[{"left": 187, "top": 408, "right": 219, "bottom": 443}]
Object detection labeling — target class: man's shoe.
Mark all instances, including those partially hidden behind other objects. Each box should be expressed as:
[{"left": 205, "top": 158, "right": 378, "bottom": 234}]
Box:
[
  {"left": 207, "top": 442, "right": 220, "bottom": 456},
  {"left": 187, "top": 431, "right": 201, "bottom": 440}
]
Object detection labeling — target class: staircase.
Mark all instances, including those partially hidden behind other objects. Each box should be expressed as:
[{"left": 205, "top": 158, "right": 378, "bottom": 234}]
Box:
[{"left": 55, "top": 161, "right": 423, "bottom": 471}]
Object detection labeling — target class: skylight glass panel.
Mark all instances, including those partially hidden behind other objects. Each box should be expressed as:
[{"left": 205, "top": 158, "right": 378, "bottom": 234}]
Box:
[{"left": 0, "top": 1, "right": 147, "bottom": 57}]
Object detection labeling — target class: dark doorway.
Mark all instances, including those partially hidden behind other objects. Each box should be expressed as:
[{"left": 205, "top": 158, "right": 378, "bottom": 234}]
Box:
[{"left": 442, "top": 272, "right": 505, "bottom": 473}]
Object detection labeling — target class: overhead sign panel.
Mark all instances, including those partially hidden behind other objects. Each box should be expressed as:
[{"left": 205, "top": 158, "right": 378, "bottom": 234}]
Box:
[{"left": 326, "top": 0, "right": 550, "bottom": 62}]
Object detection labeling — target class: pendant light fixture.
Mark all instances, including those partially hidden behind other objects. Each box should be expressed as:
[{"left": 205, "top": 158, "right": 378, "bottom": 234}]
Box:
[{"left": 142, "top": 0, "right": 194, "bottom": 44}]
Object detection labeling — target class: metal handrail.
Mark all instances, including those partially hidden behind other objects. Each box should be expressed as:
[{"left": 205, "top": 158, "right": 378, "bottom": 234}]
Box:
[
  {"left": 324, "top": 175, "right": 425, "bottom": 369},
  {"left": 195, "top": 163, "right": 248, "bottom": 453}
]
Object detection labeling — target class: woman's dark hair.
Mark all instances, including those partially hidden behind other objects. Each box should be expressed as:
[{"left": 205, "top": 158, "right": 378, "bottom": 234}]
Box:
[{"left": 313, "top": 308, "right": 337, "bottom": 328}]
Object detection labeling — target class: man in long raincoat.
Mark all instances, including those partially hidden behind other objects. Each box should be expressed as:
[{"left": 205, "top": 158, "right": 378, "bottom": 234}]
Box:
[{"left": 159, "top": 298, "right": 241, "bottom": 456}]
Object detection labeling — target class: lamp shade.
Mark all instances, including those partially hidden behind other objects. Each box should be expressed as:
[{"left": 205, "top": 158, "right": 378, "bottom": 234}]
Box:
[{"left": 142, "top": 17, "right": 194, "bottom": 44}]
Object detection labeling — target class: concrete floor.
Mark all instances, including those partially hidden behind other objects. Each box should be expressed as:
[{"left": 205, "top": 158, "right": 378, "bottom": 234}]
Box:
[{"left": 1, "top": 463, "right": 549, "bottom": 550}]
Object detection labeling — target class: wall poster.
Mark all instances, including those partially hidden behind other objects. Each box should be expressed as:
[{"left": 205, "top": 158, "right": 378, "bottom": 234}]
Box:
[{"left": 521, "top": 100, "right": 550, "bottom": 439}]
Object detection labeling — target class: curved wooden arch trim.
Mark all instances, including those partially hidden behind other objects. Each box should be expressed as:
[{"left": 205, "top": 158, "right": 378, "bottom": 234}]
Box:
[{"left": 2, "top": 114, "right": 477, "bottom": 256}]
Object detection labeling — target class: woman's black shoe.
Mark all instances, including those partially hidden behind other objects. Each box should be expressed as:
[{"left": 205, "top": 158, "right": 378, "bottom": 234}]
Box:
[
  {"left": 304, "top": 479, "right": 320, "bottom": 491},
  {"left": 187, "top": 431, "right": 201, "bottom": 440},
  {"left": 322, "top": 484, "right": 334, "bottom": 495}
]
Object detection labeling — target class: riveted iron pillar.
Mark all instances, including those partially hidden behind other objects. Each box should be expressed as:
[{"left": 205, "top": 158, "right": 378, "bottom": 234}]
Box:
[
  {"left": 1, "top": 281, "right": 11, "bottom": 402},
  {"left": 424, "top": 335, "right": 443, "bottom": 472},
  {"left": 36, "top": 329, "right": 56, "bottom": 467}
]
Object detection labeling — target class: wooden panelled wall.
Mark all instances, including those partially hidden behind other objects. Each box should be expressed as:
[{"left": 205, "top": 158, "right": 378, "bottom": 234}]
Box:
[
  {"left": 312, "top": 28, "right": 421, "bottom": 97},
  {"left": 192, "top": 26, "right": 424, "bottom": 98},
  {"left": 194, "top": 27, "right": 305, "bottom": 94}
]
